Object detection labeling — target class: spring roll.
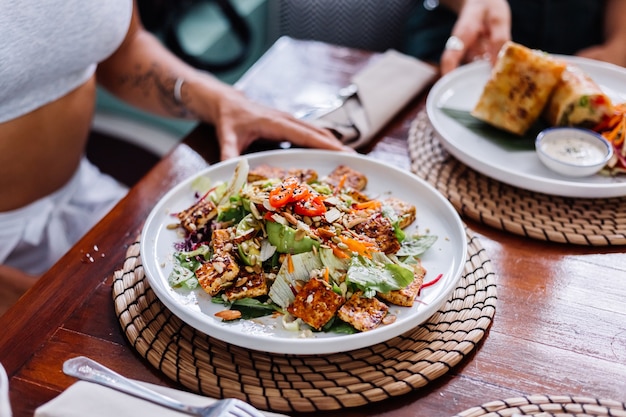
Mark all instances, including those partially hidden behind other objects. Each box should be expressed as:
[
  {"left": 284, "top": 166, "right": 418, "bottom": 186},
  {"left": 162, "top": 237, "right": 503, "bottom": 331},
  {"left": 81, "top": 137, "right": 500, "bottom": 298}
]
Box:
[
  {"left": 472, "top": 41, "right": 567, "bottom": 136},
  {"left": 544, "top": 65, "right": 613, "bottom": 127}
]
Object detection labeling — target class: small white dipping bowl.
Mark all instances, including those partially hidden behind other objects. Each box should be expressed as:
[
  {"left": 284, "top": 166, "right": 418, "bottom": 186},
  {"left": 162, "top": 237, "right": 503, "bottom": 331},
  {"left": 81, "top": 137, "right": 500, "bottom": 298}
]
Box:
[{"left": 535, "top": 127, "right": 613, "bottom": 178}]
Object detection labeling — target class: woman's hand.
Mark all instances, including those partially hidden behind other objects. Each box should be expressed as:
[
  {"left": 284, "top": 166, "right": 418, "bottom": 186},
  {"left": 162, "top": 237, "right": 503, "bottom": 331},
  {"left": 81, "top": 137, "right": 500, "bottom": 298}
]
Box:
[
  {"left": 576, "top": 42, "right": 626, "bottom": 68},
  {"left": 439, "top": 0, "right": 511, "bottom": 75},
  {"left": 204, "top": 84, "right": 352, "bottom": 161},
  {"left": 575, "top": 0, "right": 626, "bottom": 68},
  {"left": 99, "top": 3, "right": 351, "bottom": 162}
]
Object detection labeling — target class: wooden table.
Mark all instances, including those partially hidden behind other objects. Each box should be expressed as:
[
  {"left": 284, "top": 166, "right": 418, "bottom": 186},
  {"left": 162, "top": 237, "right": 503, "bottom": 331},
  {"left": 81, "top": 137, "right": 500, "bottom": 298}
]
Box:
[{"left": 2, "top": 37, "right": 625, "bottom": 417}]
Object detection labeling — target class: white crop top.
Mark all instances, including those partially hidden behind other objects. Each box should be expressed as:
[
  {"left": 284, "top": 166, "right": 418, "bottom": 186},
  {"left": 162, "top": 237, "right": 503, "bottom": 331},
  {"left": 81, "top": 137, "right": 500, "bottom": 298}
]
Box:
[{"left": 0, "top": 0, "right": 133, "bottom": 123}]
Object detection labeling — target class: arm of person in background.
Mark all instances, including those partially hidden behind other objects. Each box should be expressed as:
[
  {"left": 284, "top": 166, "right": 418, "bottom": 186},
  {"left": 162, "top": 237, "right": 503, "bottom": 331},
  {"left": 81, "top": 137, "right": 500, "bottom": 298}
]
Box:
[
  {"left": 437, "top": 0, "right": 511, "bottom": 75},
  {"left": 575, "top": 0, "right": 626, "bottom": 68},
  {"left": 97, "top": 1, "right": 350, "bottom": 160}
]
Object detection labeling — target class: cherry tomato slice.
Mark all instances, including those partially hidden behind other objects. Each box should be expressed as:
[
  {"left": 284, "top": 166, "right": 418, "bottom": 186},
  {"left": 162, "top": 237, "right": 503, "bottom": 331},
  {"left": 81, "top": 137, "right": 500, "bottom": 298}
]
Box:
[
  {"left": 294, "top": 195, "right": 326, "bottom": 216},
  {"left": 268, "top": 177, "right": 298, "bottom": 208},
  {"left": 290, "top": 184, "right": 310, "bottom": 201}
]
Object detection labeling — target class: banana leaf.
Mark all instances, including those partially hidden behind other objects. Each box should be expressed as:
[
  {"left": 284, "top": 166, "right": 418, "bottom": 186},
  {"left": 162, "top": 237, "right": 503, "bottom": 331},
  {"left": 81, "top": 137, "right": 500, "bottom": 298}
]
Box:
[{"left": 440, "top": 108, "right": 548, "bottom": 151}]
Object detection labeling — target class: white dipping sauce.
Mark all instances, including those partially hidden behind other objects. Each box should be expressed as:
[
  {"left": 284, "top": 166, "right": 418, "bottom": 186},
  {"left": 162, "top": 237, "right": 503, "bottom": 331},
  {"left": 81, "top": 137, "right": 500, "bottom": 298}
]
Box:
[{"left": 539, "top": 135, "right": 606, "bottom": 166}]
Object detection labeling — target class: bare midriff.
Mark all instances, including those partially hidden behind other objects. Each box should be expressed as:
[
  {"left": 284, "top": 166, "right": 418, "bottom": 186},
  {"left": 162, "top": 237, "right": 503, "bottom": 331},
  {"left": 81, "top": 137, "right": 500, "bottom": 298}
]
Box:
[{"left": 0, "top": 75, "right": 96, "bottom": 212}]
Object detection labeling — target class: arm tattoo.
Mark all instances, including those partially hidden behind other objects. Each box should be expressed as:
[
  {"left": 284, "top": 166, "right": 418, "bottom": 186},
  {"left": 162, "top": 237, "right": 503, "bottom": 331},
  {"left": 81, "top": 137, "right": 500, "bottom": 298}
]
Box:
[{"left": 122, "top": 63, "right": 196, "bottom": 118}]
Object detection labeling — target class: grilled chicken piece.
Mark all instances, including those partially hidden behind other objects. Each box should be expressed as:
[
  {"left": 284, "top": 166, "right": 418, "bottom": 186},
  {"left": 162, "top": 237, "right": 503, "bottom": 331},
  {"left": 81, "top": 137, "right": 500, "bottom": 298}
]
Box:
[
  {"left": 325, "top": 165, "right": 367, "bottom": 191},
  {"left": 224, "top": 271, "right": 268, "bottom": 301},
  {"left": 196, "top": 253, "right": 239, "bottom": 296},
  {"left": 378, "top": 261, "right": 426, "bottom": 307},
  {"left": 337, "top": 291, "right": 389, "bottom": 332},
  {"left": 287, "top": 278, "right": 345, "bottom": 330},
  {"left": 211, "top": 228, "right": 236, "bottom": 252},
  {"left": 345, "top": 189, "right": 371, "bottom": 203},
  {"left": 177, "top": 198, "right": 218, "bottom": 233},
  {"left": 382, "top": 197, "right": 416, "bottom": 230},
  {"left": 196, "top": 229, "right": 239, "bottom": 296},
  {"left": 248, "top": 164, "right": 318, "bottom": 183},
  {"left": 353, "top": 213, "right": 401, "bottom": 254}
]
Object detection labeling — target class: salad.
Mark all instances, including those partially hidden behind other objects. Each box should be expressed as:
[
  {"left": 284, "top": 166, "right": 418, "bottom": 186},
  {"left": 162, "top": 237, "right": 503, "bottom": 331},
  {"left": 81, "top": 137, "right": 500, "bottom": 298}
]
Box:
[
  {"left": 594, "top": 102, "right": 626, "bottom": 175},
  {"left": 168, "top": 159, "right": 439, "bottom": 335}
]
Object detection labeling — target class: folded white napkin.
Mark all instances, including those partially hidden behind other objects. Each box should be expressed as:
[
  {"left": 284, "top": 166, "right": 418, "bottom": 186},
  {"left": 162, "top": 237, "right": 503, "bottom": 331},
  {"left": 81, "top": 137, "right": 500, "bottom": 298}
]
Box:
[
  {"left": 312, "top": 49, "right": 436, "bottom": 148},
  {"left": 35, "top": 380, "right": 287, "bottom": 417}
]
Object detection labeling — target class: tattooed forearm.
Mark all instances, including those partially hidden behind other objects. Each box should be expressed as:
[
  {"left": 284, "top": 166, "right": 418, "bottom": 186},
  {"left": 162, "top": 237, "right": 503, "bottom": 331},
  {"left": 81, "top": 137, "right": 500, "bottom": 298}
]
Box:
[{"left": 121, "top": 63, "right": 196, "bottom": 118}]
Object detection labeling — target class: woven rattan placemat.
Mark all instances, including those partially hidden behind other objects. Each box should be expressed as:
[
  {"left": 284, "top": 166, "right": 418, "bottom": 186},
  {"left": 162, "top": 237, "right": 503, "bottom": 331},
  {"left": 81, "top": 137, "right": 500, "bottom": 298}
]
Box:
[
  {"left": 452, "top": 394, "right": 626, "bottom": 417},
  {"left": 408, "top": 111, "right": 626, "bottom": 246},
  {"left": 112, "top": 228, "right": 496, "bottom": 413}
]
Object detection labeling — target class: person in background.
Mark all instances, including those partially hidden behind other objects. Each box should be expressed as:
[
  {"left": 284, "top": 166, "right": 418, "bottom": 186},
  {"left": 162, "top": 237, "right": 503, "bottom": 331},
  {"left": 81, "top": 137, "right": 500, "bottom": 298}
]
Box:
[
  {"left": 0, "top": 0, "right": 349, "bottom": 313},
  {"left": 403, "top": 0, "right": 626, "bottom": 75}
]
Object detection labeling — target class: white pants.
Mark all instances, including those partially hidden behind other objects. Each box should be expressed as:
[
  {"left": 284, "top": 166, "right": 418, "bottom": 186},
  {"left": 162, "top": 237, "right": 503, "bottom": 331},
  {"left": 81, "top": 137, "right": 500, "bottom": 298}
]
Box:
[{"left": 0, "top": 158, "right": 127, "bottom": 275}]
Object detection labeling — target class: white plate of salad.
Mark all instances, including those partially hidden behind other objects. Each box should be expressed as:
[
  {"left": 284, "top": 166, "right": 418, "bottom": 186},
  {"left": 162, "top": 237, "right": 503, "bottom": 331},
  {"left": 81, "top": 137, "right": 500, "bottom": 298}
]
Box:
[{"left": 140, "top": 149, "right": 467, "bottom": 355}]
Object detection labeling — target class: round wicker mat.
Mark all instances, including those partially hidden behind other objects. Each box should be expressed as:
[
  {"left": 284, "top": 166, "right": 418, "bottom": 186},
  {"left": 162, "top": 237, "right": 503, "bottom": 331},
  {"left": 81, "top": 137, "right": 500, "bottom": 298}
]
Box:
[
  {"left": 452, "top": 394, "right": 626, "bottom": 417},
  {"left": 112, "top": 228, "right": 496, "bottom": 413},
  {"left": 408, "top": 110, "right": 626, "bottom": 246}
]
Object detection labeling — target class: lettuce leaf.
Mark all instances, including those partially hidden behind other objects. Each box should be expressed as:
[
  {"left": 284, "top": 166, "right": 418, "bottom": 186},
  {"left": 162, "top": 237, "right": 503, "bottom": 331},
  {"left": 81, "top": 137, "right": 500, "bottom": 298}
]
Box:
[
  {"left": 346, "top": 256, "right": 414, "bottom": 298},
  {"left": 396, "top": 235, "right": 438, "bottom": 257}
]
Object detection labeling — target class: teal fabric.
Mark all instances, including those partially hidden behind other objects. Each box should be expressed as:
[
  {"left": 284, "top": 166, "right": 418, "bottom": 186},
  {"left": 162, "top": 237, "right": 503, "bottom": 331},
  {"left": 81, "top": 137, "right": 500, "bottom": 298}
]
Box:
[{"left": 402, "top": 0, "right": 606, "bottom": 63}]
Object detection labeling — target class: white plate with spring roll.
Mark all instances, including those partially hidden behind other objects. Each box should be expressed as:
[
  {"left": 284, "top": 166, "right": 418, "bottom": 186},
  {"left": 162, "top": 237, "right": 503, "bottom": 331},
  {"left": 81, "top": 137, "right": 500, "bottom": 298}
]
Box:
[
  {"left": 141, "top": 150, "right": 467, "bottom": 355},
  {"left": 426, "top": 55, "right": 626, "bottom": 198}
]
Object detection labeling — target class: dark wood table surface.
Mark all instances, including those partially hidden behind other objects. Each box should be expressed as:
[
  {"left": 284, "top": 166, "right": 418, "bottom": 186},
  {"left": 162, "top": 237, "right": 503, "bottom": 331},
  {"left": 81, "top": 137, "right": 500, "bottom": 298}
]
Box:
[{"left": 2, "top": 37, "right": 625, "bottom": 417}]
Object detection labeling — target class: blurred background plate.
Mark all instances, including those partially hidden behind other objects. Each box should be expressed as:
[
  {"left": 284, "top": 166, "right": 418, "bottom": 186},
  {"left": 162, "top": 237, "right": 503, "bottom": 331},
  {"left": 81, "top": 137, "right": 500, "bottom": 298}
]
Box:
[{"left": 426, "top": 56, "right": 626, "bottom": 198}]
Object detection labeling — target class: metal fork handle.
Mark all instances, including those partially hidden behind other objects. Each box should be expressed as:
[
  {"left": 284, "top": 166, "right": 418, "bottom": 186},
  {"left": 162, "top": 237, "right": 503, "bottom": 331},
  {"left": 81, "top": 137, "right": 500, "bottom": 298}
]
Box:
[
  {"left": 63, "top": 356, "right": 203, "bottom": 416},
  {"left": 296, "top": 83, "right": 359, "bottom": 121}
]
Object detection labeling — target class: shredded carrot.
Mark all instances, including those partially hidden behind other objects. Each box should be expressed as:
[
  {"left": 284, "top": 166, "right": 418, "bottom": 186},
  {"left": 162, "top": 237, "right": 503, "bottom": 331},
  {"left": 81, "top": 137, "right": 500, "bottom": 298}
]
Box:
[
  {"left": 614, "top": 117, "right": 626, "bottom": 147},
  {"left": 605, "top": 116, "right": 624, "bottom": 143},
  {"left": 335, "top": 174, "right": 348, "bottom": 193},
  {"left": 323, "top": 267, "right": 330, "bottom": 282},
  {"left": 594, "top": 102, "right": 626, "bottom": 170},
  {"left": 330, "top": 243, "right": 350, "bottom": 259},
  {"left": 339, "top": 235, "right": 376, "bottom": 258},
  {"left": 353, "top": 200, "right": 382, "bottom": 211},
  {"left": 287, "top": 253, "right": 294, "bottom": 273},
  {"left": 594, "top": 112, "right": 622, "bottom": 132}
]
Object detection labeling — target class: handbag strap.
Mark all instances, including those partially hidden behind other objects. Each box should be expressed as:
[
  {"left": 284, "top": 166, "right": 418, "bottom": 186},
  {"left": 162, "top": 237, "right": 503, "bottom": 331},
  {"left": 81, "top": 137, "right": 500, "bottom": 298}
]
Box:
[{"left": 164, "top": 0, "right": 252, "bottom": 73}]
